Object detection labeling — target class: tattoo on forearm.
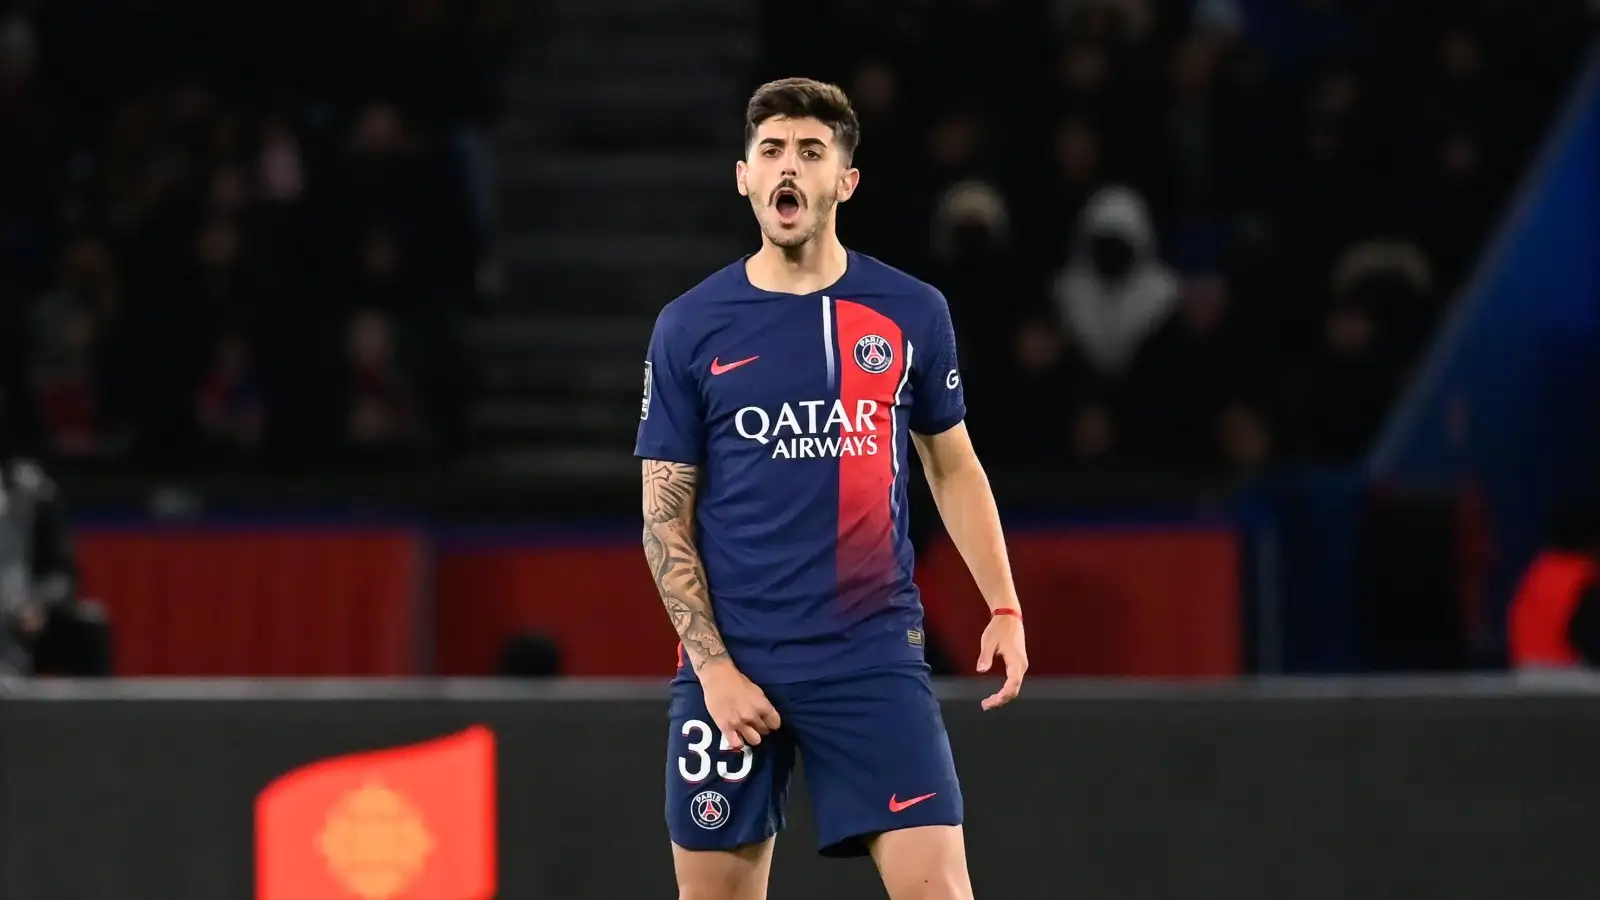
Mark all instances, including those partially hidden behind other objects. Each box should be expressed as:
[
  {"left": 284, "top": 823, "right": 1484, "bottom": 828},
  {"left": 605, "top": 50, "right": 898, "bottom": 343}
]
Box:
[{"left": 641, "top": 460, "right": 728, "bottom": 669}]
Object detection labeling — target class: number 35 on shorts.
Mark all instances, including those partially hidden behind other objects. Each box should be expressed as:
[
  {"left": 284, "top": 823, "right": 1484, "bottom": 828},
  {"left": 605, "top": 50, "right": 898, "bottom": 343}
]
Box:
[{"left": 678, "top": 718, "right": 754, "bottom": 783}]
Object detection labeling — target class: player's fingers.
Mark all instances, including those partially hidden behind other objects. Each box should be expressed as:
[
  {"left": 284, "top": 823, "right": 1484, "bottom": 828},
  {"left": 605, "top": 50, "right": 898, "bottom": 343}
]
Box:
[
  {"left": 981, "top": 666, "right": 1025, "bottom": 711},
  {"left": 738, "top": 723, "right": 764, "bottom": 747},
  {"left": 1001, "top": 669, "right": 1024, "bottom": 703},
  {"left": 720, "top": 726, "right": 746, "bottom": 752},
  {"left": 757, "top": 704, "right": 782, "bottom": 732},
  {"left": 976, "top": 638, "right": 996, "bottom": 673},
  {"left": 982, "top": 684, "right": 1020, "bottom": 710}
]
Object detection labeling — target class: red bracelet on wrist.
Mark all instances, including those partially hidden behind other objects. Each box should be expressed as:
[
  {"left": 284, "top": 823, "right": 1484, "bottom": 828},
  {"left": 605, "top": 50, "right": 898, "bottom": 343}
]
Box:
[{"left": 992, "top": 607, "right": 1022, "bottom": 621}]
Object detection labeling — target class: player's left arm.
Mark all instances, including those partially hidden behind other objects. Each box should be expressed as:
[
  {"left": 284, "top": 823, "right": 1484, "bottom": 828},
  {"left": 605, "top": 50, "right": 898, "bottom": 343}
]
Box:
[
  {"left": 908, "top": 287, "right": 1027, "bottom": 710},
  {"left": 912, "top": 425, "right": 1027, "bottom": 709}
]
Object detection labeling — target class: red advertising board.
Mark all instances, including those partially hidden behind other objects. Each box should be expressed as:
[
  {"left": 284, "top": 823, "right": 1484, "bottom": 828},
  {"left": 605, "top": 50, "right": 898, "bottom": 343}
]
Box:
[
  {"left": 918, "top": 528, "right": 1242, "bottom": 677},
  {"left": 433, "top": 542, "right": 676, "bottom": 677},
  {"left": 71, "top": 523, "right": 1240, "bottom": 677},
  {"left": 432, "top": 527, "right": 1242, "bottom": 678},
  {"left": 76, "top": 528, "right": 423, "bottom": 676}
]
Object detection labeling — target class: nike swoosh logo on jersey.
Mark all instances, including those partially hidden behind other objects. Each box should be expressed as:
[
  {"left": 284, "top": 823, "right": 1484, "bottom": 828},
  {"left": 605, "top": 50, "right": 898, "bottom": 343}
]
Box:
[
  {"left": 888, "top": 792, "right": 938, "bottom": 813},
  {"left": 710, "top": 356, "right": 759, "bottom": 375}
]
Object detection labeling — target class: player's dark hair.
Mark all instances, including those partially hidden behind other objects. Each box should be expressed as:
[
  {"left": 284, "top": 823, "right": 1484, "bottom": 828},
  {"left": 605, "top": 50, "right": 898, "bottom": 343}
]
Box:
[{"left": 744, "top": 78, "right": 861, "bottom": 163}]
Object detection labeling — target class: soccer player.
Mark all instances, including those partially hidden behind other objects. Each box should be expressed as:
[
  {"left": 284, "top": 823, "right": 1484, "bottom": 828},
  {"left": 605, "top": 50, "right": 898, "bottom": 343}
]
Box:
[{"left": 636, "top": 77, "right": 1027, "bottom": 900}]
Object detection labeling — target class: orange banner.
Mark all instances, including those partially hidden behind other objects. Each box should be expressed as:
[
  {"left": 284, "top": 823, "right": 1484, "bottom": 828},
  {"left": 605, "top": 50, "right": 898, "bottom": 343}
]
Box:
[{"left": 256, "top": 726, "right": 497, "bottom": 900}]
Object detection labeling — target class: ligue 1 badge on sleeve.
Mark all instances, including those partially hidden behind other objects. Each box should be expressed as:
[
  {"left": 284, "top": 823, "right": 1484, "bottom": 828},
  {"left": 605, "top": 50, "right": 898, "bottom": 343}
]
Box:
[{"left": 640, "top": 361, "right": 653, "bottom": 420}]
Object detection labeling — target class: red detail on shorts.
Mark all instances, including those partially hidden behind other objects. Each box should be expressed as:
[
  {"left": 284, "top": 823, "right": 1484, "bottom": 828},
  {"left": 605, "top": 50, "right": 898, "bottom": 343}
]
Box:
[
  {"left": 888, "top": 792, "right": 938, "bottom": 812},
  {"left": 833, "top": 299, "right": 904, "bottom": 614}
]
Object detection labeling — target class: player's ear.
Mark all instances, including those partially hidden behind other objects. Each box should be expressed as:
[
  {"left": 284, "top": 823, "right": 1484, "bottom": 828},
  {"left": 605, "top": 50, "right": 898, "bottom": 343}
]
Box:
[
  {"left": 735, "top": 160, "right": 749, "bottom": 197},
  {"left": 837, "top": 166, "right": 860, "bottom": 203}
]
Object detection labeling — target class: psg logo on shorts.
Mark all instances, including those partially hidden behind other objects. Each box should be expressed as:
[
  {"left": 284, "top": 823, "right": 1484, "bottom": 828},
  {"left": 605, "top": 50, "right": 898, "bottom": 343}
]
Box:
[
  {"left": 690, "top": 790, "right": 730, "bottom": 830},
  {"left": 853, "top": 334, "right": 895, "bottom": 375}
]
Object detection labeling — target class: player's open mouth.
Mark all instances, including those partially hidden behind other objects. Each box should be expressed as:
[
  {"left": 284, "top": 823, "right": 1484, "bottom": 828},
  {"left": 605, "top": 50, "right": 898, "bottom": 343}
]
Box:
[{"left": 773, "top": 189, "right": 802, "bottom": 222}]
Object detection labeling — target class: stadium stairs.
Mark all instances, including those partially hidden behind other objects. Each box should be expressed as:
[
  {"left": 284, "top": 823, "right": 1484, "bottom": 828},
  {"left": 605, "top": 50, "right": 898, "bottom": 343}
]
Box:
[{"left": 464, "top": 0, "right": 759, "bottom": 478}]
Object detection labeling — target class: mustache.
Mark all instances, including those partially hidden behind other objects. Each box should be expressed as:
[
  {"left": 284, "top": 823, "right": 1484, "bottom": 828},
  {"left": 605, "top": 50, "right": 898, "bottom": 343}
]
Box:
[{"left": 770, "top": 182, "right": 805, "bottom": 204}]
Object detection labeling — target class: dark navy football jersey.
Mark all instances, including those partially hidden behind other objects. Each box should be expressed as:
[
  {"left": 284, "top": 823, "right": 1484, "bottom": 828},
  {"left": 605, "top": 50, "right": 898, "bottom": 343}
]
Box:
[{"left": 635, "top": 250, "right": 966, "bottom": 684}]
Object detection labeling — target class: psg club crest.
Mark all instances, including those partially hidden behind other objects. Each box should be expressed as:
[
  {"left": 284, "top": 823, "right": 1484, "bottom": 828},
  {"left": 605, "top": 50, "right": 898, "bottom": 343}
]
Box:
[
  {"left": 853, "top": 334, "right": 894, "bottom": 375},
  {"left": 690, "top": 790, "right": 730, "bottom": 830}
]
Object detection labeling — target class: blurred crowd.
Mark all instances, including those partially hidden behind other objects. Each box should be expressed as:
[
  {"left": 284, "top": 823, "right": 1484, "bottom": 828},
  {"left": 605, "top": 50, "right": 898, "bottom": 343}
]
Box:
[
  {"left": 1, "top": 0, "right": 1594, "bottom": 481},
  {"left": 773, "top": 0, "right": 1596, "bottom": 474},
  {"left": 0, "top": 0, "right": 515, "bottom": 472}
]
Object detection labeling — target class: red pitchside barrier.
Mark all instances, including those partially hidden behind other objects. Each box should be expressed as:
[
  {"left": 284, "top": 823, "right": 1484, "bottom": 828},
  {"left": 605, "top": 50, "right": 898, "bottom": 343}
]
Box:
[
  {"left": 72, "top": 525, "right": 1241, "bottom": 677},
  {"left": 75, "top": 529, "right": 424, "bottom": 676}
]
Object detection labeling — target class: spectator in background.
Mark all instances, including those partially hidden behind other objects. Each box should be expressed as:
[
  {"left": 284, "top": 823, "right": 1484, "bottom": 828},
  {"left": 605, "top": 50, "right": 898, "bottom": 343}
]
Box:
[
  {"left": 0, "top": 400, "right": 110, "bottom": 677},
  {"left": 1051, "top": 117, "right": 1105, "bottom": 221},
  {"left": 194, "top": 332, "right": 267, "bottom": 463},
  {"left": 342, "top": 309, "right": 425, "bottom": 466},
  {"left": 0, "top": 2, "right": 499, "bottom": 475},
  {"left": 1052, "top": 185, "right": 1177, "bottom": 378},
  {"left": 256, "top": 113, "right": 305, "bottom": 206},
  {"left": 1328, "top": 239, "right": 1436, "bottom": 364},
  {"left": 1415, "top": 128, "right": 1498, "bottom": 294},
  {"left": 1288, "top": 279, "right": 1401, "bottom": 462},
  {"left": 1122, "top": 268, "right": 1274, "bottom": 469},
  {"left": 29, "top": 236, "right": 130, "bottom": 459},
  {"left": 353, "top": 224, "right": 423, "bottom": 315},
  {"left": 0, "top": 12, "right": 52, "bottom": 262},
  {"left": 840, "top": 58, "right": 916, "bottom": 263},
  {"left": 771, "top": 0, "right": 1593, "bottom": 478},
  {"left": 1016, "top": 115, "right": 1105, "bottom": 270},
  {"left": 928, "top": 180, "right": 1022, "bottom": 376}
]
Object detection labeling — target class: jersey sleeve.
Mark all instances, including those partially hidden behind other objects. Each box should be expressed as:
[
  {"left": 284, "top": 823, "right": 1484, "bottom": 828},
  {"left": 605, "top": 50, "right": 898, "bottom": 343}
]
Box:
[
  {"left": 634, "top": 305, "right": 704, "bottom": 464},
  {"left": 909, "top": 287, "right": 967, "bottom": 436}
]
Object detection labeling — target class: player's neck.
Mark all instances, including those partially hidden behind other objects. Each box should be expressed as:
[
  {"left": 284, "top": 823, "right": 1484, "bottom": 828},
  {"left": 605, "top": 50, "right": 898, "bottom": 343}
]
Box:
[{"left": 747, "top": 233, "right": 848, "bottom": 296}]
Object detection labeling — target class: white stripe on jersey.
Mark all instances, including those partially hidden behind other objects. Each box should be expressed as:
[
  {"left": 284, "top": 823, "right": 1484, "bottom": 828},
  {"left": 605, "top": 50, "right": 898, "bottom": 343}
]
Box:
[
  {"left": 889, "top": 340, "right": 913, "bottom": 516},
  {"left": 821, "top": 295, "right": 836, "bottom": 388}
]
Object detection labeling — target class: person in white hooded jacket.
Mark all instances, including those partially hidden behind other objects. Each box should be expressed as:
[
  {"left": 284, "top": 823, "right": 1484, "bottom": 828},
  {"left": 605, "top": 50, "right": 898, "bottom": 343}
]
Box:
[{"left": 1052, "top": 186, "right": 1178, "bottom": 378}]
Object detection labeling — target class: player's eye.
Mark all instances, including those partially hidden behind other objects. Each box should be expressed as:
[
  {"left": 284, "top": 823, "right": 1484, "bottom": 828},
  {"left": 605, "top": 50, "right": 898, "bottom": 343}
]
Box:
[{"left": 802, "top": 149, "right": 821, "bottom": 160}]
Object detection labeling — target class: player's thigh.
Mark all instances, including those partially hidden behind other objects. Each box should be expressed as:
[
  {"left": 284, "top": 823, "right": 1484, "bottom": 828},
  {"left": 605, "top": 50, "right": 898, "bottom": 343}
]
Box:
[
  {"left": 672, "top": 837, "right": 777, "bottom": 900},
  {"left": 870, "top": 825, "right": 974, "bottom": 900},
  {"left": 665, "top": 679, "right": 796, "bottom": 852},
  {"left": 789, "top": 667, "right": 965, "bottom": 858}
]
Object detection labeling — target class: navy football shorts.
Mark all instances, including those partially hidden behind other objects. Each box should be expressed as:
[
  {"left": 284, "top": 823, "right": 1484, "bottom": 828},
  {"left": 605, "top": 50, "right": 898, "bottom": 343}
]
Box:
[{"left": 664, "top": 664, "right": 964, "bottom": 857}]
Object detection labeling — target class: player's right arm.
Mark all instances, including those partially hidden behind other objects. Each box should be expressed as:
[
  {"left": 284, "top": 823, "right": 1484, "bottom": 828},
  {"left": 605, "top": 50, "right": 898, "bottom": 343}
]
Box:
[
  {"left": 635, "top": 304, "right": 780, "bottom": 750},
  {"left": 640, "top": 460, "right": 726, "bottom": 670}
]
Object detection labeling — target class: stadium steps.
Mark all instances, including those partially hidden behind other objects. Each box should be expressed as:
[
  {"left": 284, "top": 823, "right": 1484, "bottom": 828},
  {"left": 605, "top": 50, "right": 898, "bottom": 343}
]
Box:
[
  {"left": 464, "top": 0, "right": 758, "bottom": 476},
  {"left": 494, "top": 155, "right": 745, "bottom": 234},
  {"left": 466, "top": 315, "right": 655, "bottom": 395}
]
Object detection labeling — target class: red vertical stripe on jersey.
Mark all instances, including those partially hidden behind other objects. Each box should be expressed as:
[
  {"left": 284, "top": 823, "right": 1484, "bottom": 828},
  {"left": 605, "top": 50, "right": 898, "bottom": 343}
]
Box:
[{"left": 833, "top": 299, "right": 905, "bottom": 613}]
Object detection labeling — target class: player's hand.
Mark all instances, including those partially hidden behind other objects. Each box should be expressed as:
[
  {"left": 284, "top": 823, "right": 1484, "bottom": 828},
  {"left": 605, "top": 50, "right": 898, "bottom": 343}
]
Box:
[
  {"left": 699, "top": 660, "right": 782, "bottom": 751},
  {"left": 977, "top": 613, "right": 1027, "bottom": 710}
]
